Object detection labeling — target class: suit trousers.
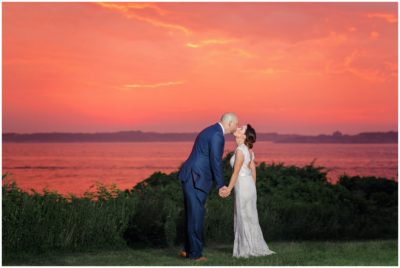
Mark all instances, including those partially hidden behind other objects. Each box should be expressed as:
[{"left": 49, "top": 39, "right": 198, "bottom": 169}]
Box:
[{"left": 181, "top": 176, "right": 208, "bottom": 259}]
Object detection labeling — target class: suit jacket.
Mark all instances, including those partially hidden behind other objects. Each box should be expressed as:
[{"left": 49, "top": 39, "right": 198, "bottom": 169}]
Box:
[{"left": 178, "top": 123, "right": 225, "bottom": 193}]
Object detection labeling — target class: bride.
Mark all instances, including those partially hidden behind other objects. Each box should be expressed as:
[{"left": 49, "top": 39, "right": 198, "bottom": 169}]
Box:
[{"left": 225, "top": 124, "right": 276, "bottom": 258}]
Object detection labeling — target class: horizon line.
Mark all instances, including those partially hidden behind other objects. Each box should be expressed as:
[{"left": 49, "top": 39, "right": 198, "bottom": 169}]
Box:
[{"left": 3, "top": 129, "right": 398, "bottom": 136}]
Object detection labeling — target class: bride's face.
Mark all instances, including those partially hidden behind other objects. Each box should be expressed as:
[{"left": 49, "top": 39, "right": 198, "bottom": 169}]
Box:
[{"left": 234, "top": 127, "right": 246, "bottom": 145}]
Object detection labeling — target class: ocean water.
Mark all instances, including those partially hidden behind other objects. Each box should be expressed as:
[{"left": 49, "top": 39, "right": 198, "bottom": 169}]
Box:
[{"left": 2, "top": 141, "right": 397, "bottom": 197}]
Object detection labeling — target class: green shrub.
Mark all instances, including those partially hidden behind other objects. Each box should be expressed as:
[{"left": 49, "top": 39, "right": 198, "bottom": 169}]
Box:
[{"left": 2, "top": 152, "right": 397, "bottom": 256}]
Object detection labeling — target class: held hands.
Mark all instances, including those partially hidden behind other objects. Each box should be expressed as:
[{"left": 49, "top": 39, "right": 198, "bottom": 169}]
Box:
[{"left": 219, "top": 185, "right": 232, "bottom": 198}]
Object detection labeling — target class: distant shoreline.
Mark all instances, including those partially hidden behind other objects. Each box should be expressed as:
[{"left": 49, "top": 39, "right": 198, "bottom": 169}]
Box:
[{"left": 3, "top": 130, "right": 397, "bottom": 144}]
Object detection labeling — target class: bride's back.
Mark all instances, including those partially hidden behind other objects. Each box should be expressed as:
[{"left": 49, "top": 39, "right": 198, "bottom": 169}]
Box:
[{"left": 229, "top": 143, "right": 254, "bottom": 177}]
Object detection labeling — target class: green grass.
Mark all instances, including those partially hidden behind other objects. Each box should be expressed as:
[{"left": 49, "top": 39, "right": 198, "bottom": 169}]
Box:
[{"left": 4, "top": 239, "right": 397, "bottom": 266}]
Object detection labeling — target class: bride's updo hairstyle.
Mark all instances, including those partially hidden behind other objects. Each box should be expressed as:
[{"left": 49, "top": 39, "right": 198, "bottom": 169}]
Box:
[{"left": 244, "top": 124, "right": 256, "bottom": 149}]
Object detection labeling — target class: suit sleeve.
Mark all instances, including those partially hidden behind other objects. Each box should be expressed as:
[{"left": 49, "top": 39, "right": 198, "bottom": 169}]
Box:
[{"left": 210, "top": 133, "right": 225, "bottom": 189}]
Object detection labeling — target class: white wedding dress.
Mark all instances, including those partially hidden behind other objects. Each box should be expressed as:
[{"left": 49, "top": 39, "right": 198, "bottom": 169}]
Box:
[{"left": 230, "top": 143, "right": 276, "bottom": 258}]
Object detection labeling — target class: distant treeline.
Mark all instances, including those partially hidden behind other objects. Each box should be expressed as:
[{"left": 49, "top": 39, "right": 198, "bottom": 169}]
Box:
[
  {"left": 2, "top": 153, "right": 397, "bottom": 260},
  {"left": 3, "top": 130, "right": 397, "bottom": 143}
]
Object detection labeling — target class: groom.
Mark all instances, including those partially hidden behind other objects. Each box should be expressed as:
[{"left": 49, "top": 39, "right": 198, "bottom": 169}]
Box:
[{"left": 177, "top": 112, "right": 239, "bottom": 261}]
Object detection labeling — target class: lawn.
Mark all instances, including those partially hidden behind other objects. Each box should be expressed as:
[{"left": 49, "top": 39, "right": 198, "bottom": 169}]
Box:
[{"left": 3, "top": 239, "right": 397, "bottom": 266}]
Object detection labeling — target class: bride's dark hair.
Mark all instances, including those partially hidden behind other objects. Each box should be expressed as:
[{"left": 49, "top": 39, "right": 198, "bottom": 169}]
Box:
[{"left": 244, "top": 124, "right": 256, "bottom": 149}]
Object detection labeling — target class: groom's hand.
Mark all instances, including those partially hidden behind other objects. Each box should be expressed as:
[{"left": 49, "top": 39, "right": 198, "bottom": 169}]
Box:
[{"left": 219, "top": 186, "right": 229, "bottom": 198}]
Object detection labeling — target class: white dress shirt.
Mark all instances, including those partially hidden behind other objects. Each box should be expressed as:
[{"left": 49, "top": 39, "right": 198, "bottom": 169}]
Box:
[{"left": 218, "top": 122, "right": 225, "bottom": 134}]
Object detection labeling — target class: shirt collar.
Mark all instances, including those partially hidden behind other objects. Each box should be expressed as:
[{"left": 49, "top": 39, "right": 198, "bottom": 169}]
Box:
[{"left": 218, "top": 122, "right": 225, "bottom": 134}]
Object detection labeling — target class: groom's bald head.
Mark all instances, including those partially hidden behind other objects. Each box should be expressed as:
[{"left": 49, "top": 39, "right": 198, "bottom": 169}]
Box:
[
  {"left": 220, "top": 112, "right": 239, "bottom": 134},
  {"left": 220, "top": 112, "right": 237, "bottom": 123}
]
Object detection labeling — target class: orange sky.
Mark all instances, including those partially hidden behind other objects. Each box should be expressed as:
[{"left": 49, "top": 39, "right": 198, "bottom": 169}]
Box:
[{"left": 3, "top": 2, "right": 398, "bottom": 134}]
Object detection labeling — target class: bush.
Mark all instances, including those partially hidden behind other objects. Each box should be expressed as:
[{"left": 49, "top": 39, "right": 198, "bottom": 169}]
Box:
[
  {"left": 2, "top": 152, "right": 397, "bottom": 255},
  {"left": 2, "top": 175, "right": 137, "bottom": 258}
]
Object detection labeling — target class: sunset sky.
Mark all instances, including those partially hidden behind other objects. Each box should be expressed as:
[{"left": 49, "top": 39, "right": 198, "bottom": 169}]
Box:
[{"left": 3, "top": 2, "right": 398, "bottom": 135}]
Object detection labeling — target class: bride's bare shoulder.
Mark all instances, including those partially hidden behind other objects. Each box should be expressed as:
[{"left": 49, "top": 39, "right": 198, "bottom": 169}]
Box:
[{"left": 235, "top": 144, "right": 246, "bottom": 154}]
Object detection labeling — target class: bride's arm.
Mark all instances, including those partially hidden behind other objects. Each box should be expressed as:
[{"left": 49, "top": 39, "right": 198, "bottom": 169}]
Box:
[
  {"left": 227, "top": 149, "right": 244, "bottom": 194},
  {"left": 250, "top": 160, "right": 256, "bottom": 183},
  {"left": 250, "top": 150, "right": 256, "bottom": 183}
]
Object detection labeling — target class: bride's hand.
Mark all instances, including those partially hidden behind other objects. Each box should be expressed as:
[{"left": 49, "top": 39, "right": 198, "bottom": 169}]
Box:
[{"left": 226, "top": 186, "right": 233, "bottom": 196}]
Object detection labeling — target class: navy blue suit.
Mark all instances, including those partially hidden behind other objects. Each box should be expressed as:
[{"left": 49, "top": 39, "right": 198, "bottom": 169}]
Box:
[{"left": 178, "top": 122, "right": 226, "bottom": 258}]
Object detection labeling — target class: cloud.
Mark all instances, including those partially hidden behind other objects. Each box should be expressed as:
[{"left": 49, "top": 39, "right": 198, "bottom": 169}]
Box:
[
  {"left": 96, "top": 2, "right": 167, "bottom": 15},
  {"left": 186, "top": 38, "right": 234, "bottom": 48},
  {"left": 300, "top": 31, "right": 348, "bottom": 47},
  {"left": 185, "top": 38, "right": 257, "bottom": 61},
  {"left": 95, "top": 2, "right": 191, "bottom": 35},
  {"left": 366, "top": 13, "right": 397, "bottom": 23},
  {"left": 325, "top": 51, "right": 389, "bottom": 83},
  {"left": 231, "top": 48, "right": 255, "bottom": 58},
  {"left": 122, "top": 81, "right": 185, "bottom": 89},
  {"left": 243, "top": 67, "right": 288, "bottom": 76},
  {"left": 370, "top": 31, "right": 380, "bottom": 39},
  {"left": 343, "top": 51, "right": 387, "bottom": 82},
  {"left": 347, "top": 27, "right": 357, "bottom": 32}
]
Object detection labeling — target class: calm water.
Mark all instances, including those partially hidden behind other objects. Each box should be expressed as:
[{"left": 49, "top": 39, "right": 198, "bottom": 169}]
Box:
[{"left": 2, "top": 141, "right": 398, "bottom": 197}]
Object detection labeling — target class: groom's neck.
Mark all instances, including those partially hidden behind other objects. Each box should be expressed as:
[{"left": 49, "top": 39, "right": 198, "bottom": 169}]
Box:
[{"left": 218, "top": 122, "right": 226, "bottom": 135}]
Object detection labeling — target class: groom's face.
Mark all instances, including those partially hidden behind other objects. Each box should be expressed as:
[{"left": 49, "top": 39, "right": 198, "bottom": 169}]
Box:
[{"left": 229, "top": 118, "right": 239, "bottom": 134}]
